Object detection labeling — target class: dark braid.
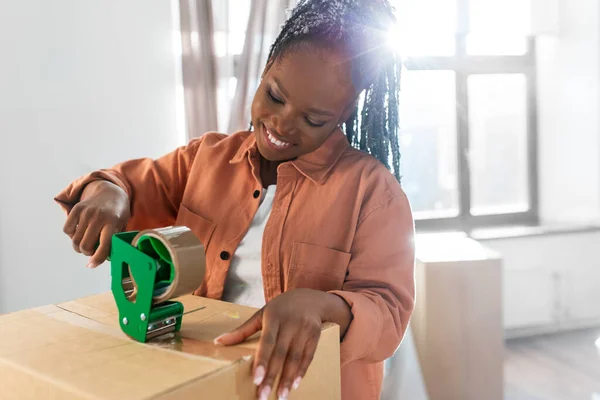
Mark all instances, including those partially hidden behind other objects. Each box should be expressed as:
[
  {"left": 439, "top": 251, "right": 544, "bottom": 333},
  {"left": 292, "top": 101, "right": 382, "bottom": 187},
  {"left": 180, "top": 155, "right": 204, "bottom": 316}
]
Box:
[{"left": 266, "top": 0, "right": 402, "bottom": 181}]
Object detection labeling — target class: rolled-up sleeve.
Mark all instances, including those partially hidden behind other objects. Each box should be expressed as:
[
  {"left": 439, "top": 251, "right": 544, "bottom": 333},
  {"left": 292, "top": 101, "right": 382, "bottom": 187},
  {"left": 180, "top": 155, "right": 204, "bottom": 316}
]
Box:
[
  {"left": 54, "top": 137, "right": 206, "bottom": 230},
  {"left": 329, "top": 194, "right": 415, "bottom": 366}
]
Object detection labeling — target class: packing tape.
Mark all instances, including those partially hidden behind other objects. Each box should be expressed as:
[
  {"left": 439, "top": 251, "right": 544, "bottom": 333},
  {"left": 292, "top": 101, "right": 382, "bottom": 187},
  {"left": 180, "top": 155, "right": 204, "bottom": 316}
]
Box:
[{"left": 127, "top": 226, "right": 206, "bottom": 304}]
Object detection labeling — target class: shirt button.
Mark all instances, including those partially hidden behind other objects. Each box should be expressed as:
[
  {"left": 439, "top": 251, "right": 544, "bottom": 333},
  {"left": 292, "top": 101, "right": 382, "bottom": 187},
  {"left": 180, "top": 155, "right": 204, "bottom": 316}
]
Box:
[
  {"left": 253, "top": 190, "right": 261, "bottom": 199},
  {"left": 220, "top": 251, "right": 230, "bottom": 261}
]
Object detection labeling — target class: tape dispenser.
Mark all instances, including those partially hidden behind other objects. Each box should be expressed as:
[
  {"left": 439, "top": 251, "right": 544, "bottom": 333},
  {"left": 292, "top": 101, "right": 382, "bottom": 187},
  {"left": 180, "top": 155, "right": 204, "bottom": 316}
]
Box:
[{"left": 109, "top": 226, "right": 206, "bottom": 343}]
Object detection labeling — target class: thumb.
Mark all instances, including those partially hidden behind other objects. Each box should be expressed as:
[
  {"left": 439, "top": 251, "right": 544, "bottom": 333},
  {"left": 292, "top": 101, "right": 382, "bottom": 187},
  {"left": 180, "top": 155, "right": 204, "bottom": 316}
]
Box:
[{"left": 214, "top": 310, "right": 263, "bottom": 346}]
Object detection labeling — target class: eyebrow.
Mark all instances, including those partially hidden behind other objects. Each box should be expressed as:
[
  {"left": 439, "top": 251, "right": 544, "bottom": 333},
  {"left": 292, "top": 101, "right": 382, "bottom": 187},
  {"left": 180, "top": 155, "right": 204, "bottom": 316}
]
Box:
[{"left": 273, "top": 77, "right": 335, "bottom": 118}]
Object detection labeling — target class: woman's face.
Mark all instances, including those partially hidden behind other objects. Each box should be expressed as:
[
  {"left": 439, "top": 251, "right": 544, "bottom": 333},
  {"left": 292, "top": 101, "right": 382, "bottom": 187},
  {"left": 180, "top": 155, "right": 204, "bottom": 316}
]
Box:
[{"left": 251, "top": 46, "right": 356, "bottom": 162}]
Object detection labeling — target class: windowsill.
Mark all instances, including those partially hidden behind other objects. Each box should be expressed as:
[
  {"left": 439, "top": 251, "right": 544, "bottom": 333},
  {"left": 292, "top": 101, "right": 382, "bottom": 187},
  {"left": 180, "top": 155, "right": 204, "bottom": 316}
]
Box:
[
  {"left": 468, "top": 223, "right": 600, "bottom": 241},
  {"left": 415, "top": 222, "right": 600, "bottom": 241}
]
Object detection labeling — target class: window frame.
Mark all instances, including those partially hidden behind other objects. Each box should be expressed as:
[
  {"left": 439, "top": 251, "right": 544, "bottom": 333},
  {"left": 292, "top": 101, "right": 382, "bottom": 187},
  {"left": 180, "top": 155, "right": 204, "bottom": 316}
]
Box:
[{"left": 401, "top": 0, "right": 539, "bottom": 232}]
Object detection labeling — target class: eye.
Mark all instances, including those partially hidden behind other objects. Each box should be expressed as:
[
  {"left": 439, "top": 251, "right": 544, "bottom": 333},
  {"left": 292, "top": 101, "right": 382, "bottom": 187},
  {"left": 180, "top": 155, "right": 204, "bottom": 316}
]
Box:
[
  {"left": 267, "top": 89, "right": 283, "bottom": 104},
  {"left": 305, "top": 118, "right": 326, "bottom": 128}
]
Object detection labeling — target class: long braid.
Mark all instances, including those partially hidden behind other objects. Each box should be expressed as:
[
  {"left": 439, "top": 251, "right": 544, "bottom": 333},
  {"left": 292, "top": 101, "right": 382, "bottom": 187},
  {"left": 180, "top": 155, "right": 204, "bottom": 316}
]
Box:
[
  {"left": 265, "top": 0, "right": 402, "bottom": 182},
  {"left": 388, "top": 53, "right": 402, "bottom": 181}
]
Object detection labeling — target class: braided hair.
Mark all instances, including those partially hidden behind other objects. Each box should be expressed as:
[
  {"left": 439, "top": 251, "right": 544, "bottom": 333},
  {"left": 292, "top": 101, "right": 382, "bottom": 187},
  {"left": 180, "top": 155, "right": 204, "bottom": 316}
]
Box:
[{"left": 266, "top": 0, "right": 402, "bottom": 181}]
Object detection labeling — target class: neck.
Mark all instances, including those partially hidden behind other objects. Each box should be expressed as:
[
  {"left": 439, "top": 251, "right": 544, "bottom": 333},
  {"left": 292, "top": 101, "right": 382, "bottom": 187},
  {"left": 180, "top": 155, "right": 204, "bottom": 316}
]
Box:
[{"left": 259, "top": 156, "right": 281, "bottom": 188}]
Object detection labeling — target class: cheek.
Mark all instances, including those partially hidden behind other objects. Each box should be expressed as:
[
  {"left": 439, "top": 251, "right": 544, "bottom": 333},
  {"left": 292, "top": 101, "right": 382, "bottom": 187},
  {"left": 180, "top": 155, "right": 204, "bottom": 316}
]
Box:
[
  {"left": 251, "top": 95, "right": 270, "bottom": 121},
  {"left": 250, "top": 97, "right": 259, "bottom": 121}
]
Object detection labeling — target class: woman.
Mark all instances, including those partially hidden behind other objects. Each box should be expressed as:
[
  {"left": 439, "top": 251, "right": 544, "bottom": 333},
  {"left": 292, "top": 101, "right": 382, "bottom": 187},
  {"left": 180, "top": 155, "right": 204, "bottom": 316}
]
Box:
[{"left": 55, "top": 1, "right": 415, "bottom": 399}]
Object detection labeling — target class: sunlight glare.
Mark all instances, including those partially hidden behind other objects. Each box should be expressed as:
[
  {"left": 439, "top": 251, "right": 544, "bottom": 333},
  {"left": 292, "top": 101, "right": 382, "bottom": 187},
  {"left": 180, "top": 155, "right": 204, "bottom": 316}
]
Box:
[{"left": 388, "top": 0, "right": 456, "bottom": 57}]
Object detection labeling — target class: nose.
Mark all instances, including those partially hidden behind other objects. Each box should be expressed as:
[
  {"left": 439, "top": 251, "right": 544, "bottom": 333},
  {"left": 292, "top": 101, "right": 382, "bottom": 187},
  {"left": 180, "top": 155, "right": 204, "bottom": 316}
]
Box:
[{"left": 271, "top": 108, "right": 296, "bottom": 138}]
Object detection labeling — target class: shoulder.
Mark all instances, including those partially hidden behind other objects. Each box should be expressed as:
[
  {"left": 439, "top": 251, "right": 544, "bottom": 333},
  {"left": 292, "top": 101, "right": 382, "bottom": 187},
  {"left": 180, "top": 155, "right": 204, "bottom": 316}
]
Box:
[
  {"left": 336, "top": 146, "right": 405, "bottom": 198},
  {"left": 334, "top": 146, "right": 411, "bottom": 223}
]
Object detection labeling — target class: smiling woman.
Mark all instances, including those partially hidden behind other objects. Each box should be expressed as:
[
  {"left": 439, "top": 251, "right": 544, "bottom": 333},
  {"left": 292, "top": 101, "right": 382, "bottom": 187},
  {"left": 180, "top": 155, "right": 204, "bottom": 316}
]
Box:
[{"left": 54, "top": 1, "right": 414, "bottom": 400}]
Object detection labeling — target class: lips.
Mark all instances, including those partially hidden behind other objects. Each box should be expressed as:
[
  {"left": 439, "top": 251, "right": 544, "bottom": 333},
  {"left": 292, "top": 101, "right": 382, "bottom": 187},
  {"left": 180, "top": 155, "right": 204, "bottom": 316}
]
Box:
[{"left": 264, "top": 125, "right": 293, "bottom": 149}]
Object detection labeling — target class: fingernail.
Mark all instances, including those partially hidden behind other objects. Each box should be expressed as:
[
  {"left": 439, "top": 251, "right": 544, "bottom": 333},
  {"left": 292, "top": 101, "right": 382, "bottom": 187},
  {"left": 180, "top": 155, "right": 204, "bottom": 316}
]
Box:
[
  {"left": 86, "top": 263, "right": 97, "bottom": 269},
  {"left": 292, "top": 377, "right": 302, "bottom": 390},
  {"left": 213, "top": 334, "right": 226, "bottom": 345},
  {"left": 278, "top": 388, "right": 289, "bottom": 400},
  {"left": 253, "top": 365, "right": 265, "bottom": 386},
  {"left": 259, "top": 385, "right": 271, "bottom": 400}
]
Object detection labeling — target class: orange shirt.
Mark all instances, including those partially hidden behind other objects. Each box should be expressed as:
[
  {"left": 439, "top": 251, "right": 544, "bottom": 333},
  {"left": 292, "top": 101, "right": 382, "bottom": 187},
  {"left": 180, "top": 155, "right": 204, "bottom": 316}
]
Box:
[{"left": 55, "top": 129, "right": 416, "bottom": 400}]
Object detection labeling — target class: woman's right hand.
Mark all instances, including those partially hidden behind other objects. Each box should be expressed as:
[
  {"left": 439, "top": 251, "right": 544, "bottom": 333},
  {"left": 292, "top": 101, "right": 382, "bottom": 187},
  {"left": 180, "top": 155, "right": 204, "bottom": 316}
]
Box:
[{"left": 62, "top": 180, "right": 131, "bottom": 268}]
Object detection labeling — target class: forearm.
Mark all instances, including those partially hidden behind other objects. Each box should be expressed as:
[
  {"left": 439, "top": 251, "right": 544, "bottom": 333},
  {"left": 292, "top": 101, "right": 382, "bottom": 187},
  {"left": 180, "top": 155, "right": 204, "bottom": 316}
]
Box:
[
  {"left": 56, "top": 137, "right": 206, "bottom": 226},
  {"left": 56, "top": 160, "right": 174, "bottom": 229}
]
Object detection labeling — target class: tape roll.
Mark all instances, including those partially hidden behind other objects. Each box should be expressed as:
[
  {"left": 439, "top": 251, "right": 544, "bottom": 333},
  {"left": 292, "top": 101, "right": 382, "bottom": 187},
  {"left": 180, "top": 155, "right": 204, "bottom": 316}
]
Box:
[{"left": 127, "top": 226, "right": 206, "bottom": 304}]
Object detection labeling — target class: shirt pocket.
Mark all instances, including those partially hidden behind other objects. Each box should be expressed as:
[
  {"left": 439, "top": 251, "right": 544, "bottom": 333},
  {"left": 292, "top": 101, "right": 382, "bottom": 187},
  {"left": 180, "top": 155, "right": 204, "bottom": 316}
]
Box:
[
  {"left": 176, "top": 204, "right": 217, "bottom": 250},
  {"left": 288, "top": 242, "right": 351, "bottom": 292}
]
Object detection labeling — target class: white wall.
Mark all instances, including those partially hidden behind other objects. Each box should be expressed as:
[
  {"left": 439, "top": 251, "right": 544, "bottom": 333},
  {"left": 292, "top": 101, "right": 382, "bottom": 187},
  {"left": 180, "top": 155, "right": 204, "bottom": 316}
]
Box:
[
  {"left": 536, "top": 0, "right": 600, "bottom": 224},
  {"left": 0, "top": 1, "right": 181, "bottom": 313},
  {"left": 482, "top": 231, "right": 600, "bottom": 337},
  {"left": 483, "top": 0, "right": 600, "bottom": 337}
]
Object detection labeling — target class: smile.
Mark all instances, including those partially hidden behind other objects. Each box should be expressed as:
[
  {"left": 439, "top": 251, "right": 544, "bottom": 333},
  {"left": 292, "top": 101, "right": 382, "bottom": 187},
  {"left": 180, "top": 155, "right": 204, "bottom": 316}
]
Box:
[{"left": 265, "top": 126, "right": 293, "bottom": 149}]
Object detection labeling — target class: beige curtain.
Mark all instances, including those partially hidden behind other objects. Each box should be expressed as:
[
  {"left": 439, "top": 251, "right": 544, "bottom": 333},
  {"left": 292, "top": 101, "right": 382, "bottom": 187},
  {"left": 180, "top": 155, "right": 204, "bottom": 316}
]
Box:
[
  {"left": 179, "top": 0, "right": 219, "bottom": 139},
  {"left": 227, "top": 0, "right": 296, "bottom": 133}
]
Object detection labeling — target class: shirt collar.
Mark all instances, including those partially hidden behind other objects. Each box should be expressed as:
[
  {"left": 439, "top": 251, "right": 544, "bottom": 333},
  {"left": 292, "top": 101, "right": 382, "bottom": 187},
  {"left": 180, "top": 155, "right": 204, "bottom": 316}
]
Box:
[
  {"left": 229, "top": 132, "right": 258, "bottom": 164},
  {"left": 229, "top": 128, "right": 349, "bottom": 185}
]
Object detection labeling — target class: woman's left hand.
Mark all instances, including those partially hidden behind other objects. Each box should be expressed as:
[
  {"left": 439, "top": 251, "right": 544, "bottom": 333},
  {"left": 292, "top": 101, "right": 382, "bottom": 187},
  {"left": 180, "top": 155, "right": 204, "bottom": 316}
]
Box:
[{"left": 214, "top": 288, "right": 352, "bottom": 400}]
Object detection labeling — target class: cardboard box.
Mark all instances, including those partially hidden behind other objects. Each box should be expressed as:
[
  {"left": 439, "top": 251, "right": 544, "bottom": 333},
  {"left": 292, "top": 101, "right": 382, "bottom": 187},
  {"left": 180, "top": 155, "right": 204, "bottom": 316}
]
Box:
[
  {"left": 0, "top": 293, "right": 341, "bottom": 399},
  {"left": 412, "top": 233, "right": 504, "bottom": 400}
]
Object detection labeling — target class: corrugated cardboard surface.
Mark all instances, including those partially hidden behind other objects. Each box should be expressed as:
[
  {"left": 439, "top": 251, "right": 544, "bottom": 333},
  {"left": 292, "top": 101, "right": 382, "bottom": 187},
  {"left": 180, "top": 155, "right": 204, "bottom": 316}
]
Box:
[{"left": 0, "top": 293, "right": 340, "bottom": 399}]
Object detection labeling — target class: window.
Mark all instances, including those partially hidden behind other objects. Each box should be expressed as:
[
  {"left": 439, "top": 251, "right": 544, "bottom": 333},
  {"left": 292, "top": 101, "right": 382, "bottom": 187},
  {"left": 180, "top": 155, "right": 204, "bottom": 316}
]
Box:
[{"left": 391, "top": 0, "right": 538, "bottom": 230}]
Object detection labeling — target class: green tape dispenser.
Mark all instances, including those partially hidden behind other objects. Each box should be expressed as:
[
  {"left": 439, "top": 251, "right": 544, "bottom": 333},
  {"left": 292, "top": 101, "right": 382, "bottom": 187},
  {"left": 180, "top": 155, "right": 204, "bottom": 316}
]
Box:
[{"left": 109, "top": 226, "right": 207, "bottom": 343}]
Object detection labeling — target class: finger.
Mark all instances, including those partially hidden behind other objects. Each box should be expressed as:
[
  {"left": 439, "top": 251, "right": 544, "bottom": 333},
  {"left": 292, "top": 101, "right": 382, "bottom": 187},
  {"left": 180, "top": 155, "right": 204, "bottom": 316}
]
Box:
[
  {"left": 214, "top": 310, "right": 263, "bottom": 346},
  {"left": 63, "top": 204, "right": 82, "bottom": 237},
  {"left": 79, "top": 218, "right": 105, "bottom": 257},
  {"left": 277, "top": 329, "right": 317, "bottom": 399},
  {"left": 259, "top": 329, "right": 293, "bottom": 400},
  {"left": 71, "top": 212, "right": 90, "bottom": 254},
  {"left": 87, "top": 224, "right": 114, "bottom": 268},
  {"left": 252, "top": 320, "right": 279, "bottom": 388},
  {"left": 294, "top": 330, "right": 321, "bottom": 390}
]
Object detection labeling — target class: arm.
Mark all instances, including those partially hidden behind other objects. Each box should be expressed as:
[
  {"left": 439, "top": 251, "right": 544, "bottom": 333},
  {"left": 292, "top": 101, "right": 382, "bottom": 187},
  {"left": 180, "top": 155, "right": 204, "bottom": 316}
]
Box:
[
  {"left": 55, "top": 136, "right": 209, "bottom": 267},
  {"left": 55, "top": 137, "right": 205, "bottom": 230},
  {"left": 328, "top": 193, "right": 416, "bottom": 365}
]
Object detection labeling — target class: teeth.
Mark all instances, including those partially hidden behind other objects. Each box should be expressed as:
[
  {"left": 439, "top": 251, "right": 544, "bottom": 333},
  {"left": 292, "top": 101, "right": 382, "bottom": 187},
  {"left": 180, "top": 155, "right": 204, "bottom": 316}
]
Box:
[{"left": 267, "top": 130, "right": 291, "bottom": 148}]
